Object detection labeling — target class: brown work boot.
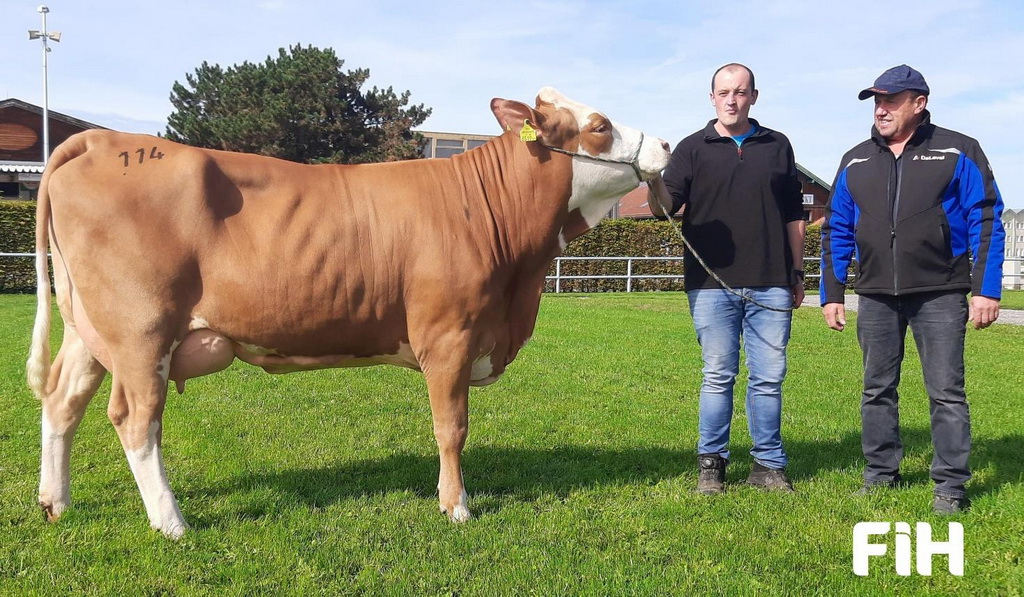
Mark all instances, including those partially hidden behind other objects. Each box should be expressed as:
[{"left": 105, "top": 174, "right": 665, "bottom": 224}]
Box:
[
  {"left": 697, "top": 454, "right": 727, "bottom": 495},
  {"left": 746, "top": 462, "right": 795, "bottom": 493}
]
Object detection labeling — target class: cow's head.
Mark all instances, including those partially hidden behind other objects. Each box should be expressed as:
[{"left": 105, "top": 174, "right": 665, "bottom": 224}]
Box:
[{"left": 491, "top": 87, "right": 672, "bottom": 244}]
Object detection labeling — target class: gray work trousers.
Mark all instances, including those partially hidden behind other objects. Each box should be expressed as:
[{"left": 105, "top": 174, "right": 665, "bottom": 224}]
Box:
[{"left": 856, "top": 290, "right": 971, "bottom": 498}]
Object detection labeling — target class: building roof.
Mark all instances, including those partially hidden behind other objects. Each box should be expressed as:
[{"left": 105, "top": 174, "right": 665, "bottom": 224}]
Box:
[
  {"left": 0, "top": 98, "right": 106, "bottom": 132},
  {"left": 797, "top": 163, "right": 831, "bottom": 191},
  {"left": 0, "top": 160, "right": 45, "bottom": 173}
]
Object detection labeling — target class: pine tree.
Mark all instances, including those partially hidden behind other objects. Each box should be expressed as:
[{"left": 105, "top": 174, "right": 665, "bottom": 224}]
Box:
[{"left": 166, "top": 45, "right": 431, "bottom": 164}]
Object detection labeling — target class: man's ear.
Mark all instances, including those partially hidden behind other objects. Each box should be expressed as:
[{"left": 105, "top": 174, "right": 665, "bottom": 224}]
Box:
[
  {"left": 914, "top": 93, "right": 928, "bottom": 114},
  {"left": 491, "top": 98, "right": 545, "bottom": 137}
]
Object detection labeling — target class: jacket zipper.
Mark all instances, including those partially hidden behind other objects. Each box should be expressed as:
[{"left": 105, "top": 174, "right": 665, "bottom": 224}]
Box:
[
  {"left": 940, "top": 222, "right": 954, "bottom": 280},
  {"left": 891, "top": 154, "right": 904, "bottom": 295},
  {"left": 724, "top": 127, "right": 757, "bottom": 160}
]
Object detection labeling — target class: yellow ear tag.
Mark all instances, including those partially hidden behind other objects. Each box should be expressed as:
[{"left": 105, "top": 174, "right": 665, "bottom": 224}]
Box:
[{"left": 519, "top": 120, "right": 538, "bottom": 142}]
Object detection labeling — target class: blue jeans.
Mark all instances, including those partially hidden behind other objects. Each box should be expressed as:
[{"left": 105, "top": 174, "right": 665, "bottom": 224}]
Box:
[
  {"left": 688, "top": 287, "right": 793, "bottom": 469},
  {"left": 857, "top": 291, "right": 971, "bottom": 499}
]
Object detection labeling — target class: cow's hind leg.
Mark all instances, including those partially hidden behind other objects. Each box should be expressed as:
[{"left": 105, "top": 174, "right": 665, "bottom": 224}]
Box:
[
  {"left": 38, "top": 326, "right": 107, "bottom": 522},
  {"left": 107, "top": 347, "right": 187, "bottom": 539},
  {"left": 422, "top": 350, "right": 473, "bottom": 522}
]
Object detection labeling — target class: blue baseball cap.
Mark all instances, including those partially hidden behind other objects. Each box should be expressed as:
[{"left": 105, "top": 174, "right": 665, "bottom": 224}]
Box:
[{"left": 858, "top": 64, "right": 930, "bottom": 100}]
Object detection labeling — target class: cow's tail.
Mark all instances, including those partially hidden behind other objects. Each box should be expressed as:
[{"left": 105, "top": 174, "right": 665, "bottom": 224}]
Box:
[
  {"left": 26, "top": 165, "right": 54, "bottom": 399},
  {"left": 27, "top": 135, "right": 87, "bottom": 400}
]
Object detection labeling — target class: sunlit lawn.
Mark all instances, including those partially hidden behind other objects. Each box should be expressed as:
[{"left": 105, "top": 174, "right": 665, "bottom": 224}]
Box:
[{"left": 1, "top": 293, "right": 1021, "bottom": 595}]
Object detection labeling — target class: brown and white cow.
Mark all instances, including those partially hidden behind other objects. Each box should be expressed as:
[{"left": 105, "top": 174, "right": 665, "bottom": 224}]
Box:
[{"left": 27, "top": 87, "right": 672, "bottom": 538}]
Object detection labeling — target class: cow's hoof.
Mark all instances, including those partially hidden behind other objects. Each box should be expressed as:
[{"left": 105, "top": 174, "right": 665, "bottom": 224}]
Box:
[
  {"left": 154, "top": 520, "right": 189, "bottom": 540},
  {"left": 440, "top": 503, "right": 473, "bottom": 522},
  {"left": 450, "top": 504, "right": 473, "bottom": 522},
  {"left": 39, "top": 500, "right": 63, "bottom": 523}
]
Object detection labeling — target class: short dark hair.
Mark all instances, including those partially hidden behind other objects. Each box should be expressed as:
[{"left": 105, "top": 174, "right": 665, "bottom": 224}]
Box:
[{"left": 712, "top": 63, "right": 755, "bottom": 92}]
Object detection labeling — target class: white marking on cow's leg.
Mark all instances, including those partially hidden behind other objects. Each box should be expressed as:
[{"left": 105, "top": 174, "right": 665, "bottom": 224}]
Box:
[
  {"left": 439, "top": 485, "right": 471, "bottom": 522},
  {"left": 124, "top": 421, "right": 187, "bottom": 539},
  {"left": 39, "top": 416, "right": 68, "bottom": 521},
  {"left": 108, "top": 368, "right": 187, "bottom": 539},
  {"left": 38, "top": 327, "right": 107, "bottom": 523},
  {"left": 423, "top": 352, "right": 473, "bottom": 522}
]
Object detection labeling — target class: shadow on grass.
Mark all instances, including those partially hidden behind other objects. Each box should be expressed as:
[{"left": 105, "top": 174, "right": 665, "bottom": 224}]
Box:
[
  {"left": 184, "top": 429, "right": 1024, "bottom": 527},
  {"left": 786, "top": 427, "right": 1024, "bottom": 497},
  {"left": 185, "top": 445, "right": 691, "bottom": 527}
]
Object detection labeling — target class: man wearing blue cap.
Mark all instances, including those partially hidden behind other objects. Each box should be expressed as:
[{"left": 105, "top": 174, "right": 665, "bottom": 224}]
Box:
[{"left": 820, "top": 65, "right": 1006, "bottom": 513}]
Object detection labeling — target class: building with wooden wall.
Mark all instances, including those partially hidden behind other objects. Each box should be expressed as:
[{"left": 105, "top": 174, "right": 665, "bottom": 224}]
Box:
[{"left": 0, "top": 98, "right": 105, "bottom": 200}]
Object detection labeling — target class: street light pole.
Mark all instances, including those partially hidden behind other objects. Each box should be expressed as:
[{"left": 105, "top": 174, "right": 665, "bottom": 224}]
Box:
[{"left": 28, "top": 5, "right": 61, "bottom": 165}]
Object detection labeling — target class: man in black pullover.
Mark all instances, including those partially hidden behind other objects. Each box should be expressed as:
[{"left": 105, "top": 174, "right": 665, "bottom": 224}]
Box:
[
  {"left": 659, "top": 63, "right": 805, "bottom": 495},
  {"left": 820, "top": 65, "right": 1006, "bottom": 513}
]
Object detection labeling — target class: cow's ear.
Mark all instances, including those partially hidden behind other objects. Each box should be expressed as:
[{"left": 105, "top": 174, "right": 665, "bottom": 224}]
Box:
[{"left": 491, "top": 98, "right": 546, "bottom": 138}]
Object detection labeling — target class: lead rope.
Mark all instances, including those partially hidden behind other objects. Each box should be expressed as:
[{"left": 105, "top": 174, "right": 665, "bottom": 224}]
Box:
[
  {"left": 663, "top": 216, "right": 798, "bottom": 313},
  {"left": 534, "top": 128, "right": 796, "bottom": 312}
]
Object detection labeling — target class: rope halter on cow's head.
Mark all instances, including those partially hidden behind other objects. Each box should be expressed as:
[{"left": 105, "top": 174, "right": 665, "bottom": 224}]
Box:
[
  {"left": 537, "top": 131, "right": 645, "bottom": 183},
  {"left": 490, "top": 91, "right": 648, "bottom": 183}
]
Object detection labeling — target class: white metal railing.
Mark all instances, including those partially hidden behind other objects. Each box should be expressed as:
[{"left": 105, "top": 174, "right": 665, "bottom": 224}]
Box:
[
  {"left": 545, "top": 256, "right": 828, "bottom": 293},
  {"left": 3, "top": 253, "right": 1024, "bottom": 292},
  {"left": 547, "top": 256, "right": 682, "bottom": 293},
  {"left": 545, "top": 256, "right": 1024, "bottom": 293}
]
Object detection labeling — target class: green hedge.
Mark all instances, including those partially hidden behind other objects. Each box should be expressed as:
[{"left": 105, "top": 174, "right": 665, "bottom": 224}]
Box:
[
  {"left": 0, "top": 201, "right": 40, "bottom": 293},
  {"left": 1, "top": 201, "right": 826, "bottom": 294},
  {"left": 804, "top": 223, "right": 822, "bottom": 292},
  {"left": 547, "top": 219, "right": 685, "bottom": 292},
  {"left": 550, "top": 219, "right": 824, "bottom": 293}
]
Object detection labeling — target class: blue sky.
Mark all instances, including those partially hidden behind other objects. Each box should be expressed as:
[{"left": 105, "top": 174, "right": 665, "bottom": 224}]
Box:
[{"left": 3, "top": 0, "right": 1022, "bottom": 207}]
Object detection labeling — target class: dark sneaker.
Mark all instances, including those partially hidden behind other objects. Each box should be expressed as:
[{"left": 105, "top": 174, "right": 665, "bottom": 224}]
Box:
[
  {"left": 854, "top": 475, "right": 903, "bottom": 496},
  {"left": 746, "top": 462, "right": 794, "bottom": 492},
  {"left": 933, "top": 495, "right": 968, "bottom": 514},
  {"left": 697, "top": 454, "right": 727, "bottom": 495}
]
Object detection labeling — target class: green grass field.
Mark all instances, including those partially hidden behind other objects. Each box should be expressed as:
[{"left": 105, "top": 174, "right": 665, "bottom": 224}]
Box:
[
  {"left": 1, "top": 293, "right": 1021, "bottom": 595},
  {"left": 996, "top": 289, "right": 1024, "bottom": 310},
  {"left": 806, "top": 289, "right": 1024, "bottom": 311}
]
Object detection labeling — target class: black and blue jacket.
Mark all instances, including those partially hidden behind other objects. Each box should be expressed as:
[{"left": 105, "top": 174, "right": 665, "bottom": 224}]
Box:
[{"left": 820, "top": 112, "right": 1006, "bottom": 304}]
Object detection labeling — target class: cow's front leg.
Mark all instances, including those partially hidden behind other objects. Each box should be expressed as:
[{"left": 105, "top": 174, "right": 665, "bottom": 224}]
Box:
[
  {"left": 107, "top": 356, "right": 188, "bottom": 539},
  {"left": 423, "top": 356, "right": 473, "bottom": 522}
]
